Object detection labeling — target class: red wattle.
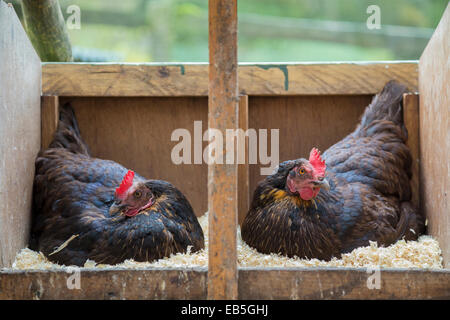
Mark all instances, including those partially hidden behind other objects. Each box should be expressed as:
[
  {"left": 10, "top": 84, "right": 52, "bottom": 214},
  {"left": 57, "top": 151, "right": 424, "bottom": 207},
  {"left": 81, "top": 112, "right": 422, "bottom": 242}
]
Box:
[
  {"left": 299, "top": 188, "right": 315, "bottom": 200},
  {"left": 125, "top": 208, "right": 139, "bottom": 217}
]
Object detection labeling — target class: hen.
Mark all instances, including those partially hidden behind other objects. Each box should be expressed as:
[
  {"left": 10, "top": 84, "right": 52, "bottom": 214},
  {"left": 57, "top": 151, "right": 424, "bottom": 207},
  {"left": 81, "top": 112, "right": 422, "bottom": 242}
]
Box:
[
  {"left": 241, "top": 81, "right": 425, "bottom": 260},
  {"left": 31, "top": 104, "right": 204, "bottom": 266}
]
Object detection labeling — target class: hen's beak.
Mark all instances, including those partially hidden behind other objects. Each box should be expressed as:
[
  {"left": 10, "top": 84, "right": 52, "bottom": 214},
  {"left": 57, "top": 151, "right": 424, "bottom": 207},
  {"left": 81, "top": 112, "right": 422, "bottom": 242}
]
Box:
[
  {"left": 109, "top": 202, "right": 126, "bottom": 216},
  {"left": 312, "top": 178, "right": 330, "bottom": 190}
]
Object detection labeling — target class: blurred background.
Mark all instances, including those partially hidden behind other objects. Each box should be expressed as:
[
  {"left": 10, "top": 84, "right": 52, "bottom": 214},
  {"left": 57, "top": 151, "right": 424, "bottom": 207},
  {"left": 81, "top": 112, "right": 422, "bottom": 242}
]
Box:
[{"left": 11, "top": 0, "right": 448, "bottom": 62}]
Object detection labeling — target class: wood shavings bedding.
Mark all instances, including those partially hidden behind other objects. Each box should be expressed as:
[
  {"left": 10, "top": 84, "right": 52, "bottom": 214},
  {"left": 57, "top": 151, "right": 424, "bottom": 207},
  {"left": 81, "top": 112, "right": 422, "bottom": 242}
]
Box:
[{"left": 10, "top": 212, "right": 443, "bottom": 270}]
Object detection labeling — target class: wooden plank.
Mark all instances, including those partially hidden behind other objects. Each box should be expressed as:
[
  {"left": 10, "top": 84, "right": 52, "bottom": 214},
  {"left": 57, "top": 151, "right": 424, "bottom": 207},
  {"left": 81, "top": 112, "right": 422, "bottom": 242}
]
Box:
[
  {"left": 248, "top": 95, "right": 372, "bottom": 197},
  {"left": 419, "top": 4, "right": 449, "bottom": 268},
  {"left": 0, "top": 0, "right": 41, "bottom": 268},
  {"left": 240, "top": 62, "right": 418, "bottom": 96},
  {"left": 41, "top": 96, "right": 59, "bottom": 149},
  {"left": 43, "top": 63, "right": 208, "bottom": 97},
  {"left": 0, "top": 268, "right": 207, "bottom": 299},
  {"left": 59, "top": 97, "right": 208, "bottom": 217},
  {"left": 207, "top": 0, "right": 238, "bottom": 300},
  {"left": 0, "top": 268, "right": 447, "bottom": 299},
  {"left": 42, "top": 62, "right": 418, "bottom": 97},
  {"left": 238, "top": 95, "right": 249, "bottom": 226},
  {"left": 238, "top": 268, "right": 450, "bottom": 299},
  {"left": 403, "top": 93, "right": 420, "bottom": 211}
]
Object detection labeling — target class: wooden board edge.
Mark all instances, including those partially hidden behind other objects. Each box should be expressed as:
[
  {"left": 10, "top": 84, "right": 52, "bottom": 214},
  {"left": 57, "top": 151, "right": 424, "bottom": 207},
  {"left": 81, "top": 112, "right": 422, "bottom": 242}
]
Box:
[
  {"left": 238, "top": 268, "right": 450, "bottom": 299},
  {"left": 238, "top": 95, "right": 250, "bottom": 226},
  {"left": 0, "top": 268, "right": 207, "bottom": 300},
  {"left": 403, "top": 93, "right": 420, "bottom": 211},
  {"left": 42, "top": 62, "right": 418, "bottom": 97},
  {"left": 41, "top": 96, "right": 59, "bottom": 150},
  {"left": 1, "top": 267, "right": 448, "bottom": 299}
]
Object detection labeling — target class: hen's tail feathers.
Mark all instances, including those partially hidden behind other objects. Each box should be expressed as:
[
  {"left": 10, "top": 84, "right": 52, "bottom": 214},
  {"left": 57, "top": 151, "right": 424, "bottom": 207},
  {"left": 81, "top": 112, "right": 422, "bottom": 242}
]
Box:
[
  {"left": 395, "top": 202, "right": 425, "bottom": 241},
  {"left": 356, "top": 80, "right": 409, "bottom": 135},
  {"left": 49, "top": 103, "right": 90, "bottom": 156}
]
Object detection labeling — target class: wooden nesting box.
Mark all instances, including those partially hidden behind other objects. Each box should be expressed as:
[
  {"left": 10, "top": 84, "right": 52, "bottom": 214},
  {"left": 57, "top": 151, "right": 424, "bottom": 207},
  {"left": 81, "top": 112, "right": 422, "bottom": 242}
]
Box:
[{"left": 0, "top": 1, "right": 449, "bottom": 299}]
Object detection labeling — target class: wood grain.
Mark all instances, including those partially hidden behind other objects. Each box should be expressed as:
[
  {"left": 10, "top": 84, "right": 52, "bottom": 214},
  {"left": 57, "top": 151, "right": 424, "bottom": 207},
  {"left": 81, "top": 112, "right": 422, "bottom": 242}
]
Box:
[
  {"left": 238, "top": 96, "right": 250, "bottom": 225},
  {"left": 59, "top": 97, "right": 208, "bottom": 217},
  {"left": 419, "top": 4, "right": 449, "bottom": 268},
  {"left": 41, "top": 96, "right": 59, "bottom": 149},
  {"left": 238, "top": 268, "right": 450, "bottom": 299},
  {"left": 207, "top": 0, "right": 238, "bottom": 300},
  {"left": 239, "top": 62, "right": 418, "bottom": 96},
  {"left": 43, "top": 63, "right": 209, "bottom": 97},
  {"left": 42, "top": 62, "right": 418, "bottom": 97},
  {"left": 0, "top": 268, "right": 207, "bottom": 299},
  {"left": 0, "top": 268, "right": 447, "bottom": 299},
  {"left": 403, "top": 93, "right": 420, "bottom": 211},
  {"left": 0, "top": 1, "right": 41, "bottom": 268}
]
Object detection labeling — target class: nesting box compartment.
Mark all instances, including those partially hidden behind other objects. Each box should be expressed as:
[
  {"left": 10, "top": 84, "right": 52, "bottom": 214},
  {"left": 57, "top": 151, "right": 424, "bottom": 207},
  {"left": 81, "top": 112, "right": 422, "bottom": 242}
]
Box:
[{"left": 0, "top": 1, "right": 449, "bottom": 299}]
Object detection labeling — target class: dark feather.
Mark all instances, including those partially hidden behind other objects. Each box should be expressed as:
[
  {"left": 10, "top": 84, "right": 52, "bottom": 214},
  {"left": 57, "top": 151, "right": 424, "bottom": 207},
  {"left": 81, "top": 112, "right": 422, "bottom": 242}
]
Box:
[{"left": 31, "top": 103, "right": 204, "bottom": 266}]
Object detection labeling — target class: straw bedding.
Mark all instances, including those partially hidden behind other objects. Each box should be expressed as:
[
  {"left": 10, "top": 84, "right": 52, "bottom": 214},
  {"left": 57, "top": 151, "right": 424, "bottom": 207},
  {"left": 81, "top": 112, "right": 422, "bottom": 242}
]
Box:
[{"left": 11, "top": 213, "right": 443, "bottom": 270}]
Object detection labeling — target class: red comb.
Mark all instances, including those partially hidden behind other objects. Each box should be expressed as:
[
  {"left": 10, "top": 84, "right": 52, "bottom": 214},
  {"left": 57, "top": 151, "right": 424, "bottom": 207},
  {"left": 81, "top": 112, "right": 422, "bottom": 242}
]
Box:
[
  {"left": 115, "top": 170, "right": 135, "bottom": 198},
  {"left": 309, "top": 148, "right": 326, "bottom": 177}
]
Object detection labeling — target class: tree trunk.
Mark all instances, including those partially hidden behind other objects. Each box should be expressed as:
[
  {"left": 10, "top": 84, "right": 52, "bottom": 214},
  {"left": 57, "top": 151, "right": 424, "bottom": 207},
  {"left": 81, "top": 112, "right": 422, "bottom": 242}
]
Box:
[{"left": 21, "top": 0, "right": 73, "bottom": 62}]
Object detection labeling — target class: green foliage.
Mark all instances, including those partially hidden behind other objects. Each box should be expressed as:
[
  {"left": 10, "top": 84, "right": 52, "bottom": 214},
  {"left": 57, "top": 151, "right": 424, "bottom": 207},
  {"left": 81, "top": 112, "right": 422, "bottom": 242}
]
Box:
[{"left": 11, "top": 0, "right": 449, "bottom": 62}]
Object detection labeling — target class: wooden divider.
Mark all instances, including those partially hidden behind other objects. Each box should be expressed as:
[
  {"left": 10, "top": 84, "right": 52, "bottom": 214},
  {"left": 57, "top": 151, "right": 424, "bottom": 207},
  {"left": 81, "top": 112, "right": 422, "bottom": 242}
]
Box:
[
  {"left": 0, "top": 0, "right": 41, "bottom": 268},
  {"left": 419, "top": 3, "right": 449, "bottom": 268},
  {"left": 238, "top": 95, "right": 250, "bottom": 225},
  {"left": 207, "top": 0, "right": 239, "bottom": 300},
  {"left": 41, "top": 96, "right": 59, "bottom": 150},
  {"left": 403, "top": 93, "right": 420, "bottom": 211}
]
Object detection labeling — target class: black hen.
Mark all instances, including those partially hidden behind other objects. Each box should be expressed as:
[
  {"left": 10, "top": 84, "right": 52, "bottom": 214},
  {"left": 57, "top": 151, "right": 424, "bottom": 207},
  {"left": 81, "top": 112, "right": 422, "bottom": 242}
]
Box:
[
  {"left": 241, "top": 81, "right": 424, "bottom": 260},
  {"left": 31, "top": 104, "right": 204, "bottom": 266}
]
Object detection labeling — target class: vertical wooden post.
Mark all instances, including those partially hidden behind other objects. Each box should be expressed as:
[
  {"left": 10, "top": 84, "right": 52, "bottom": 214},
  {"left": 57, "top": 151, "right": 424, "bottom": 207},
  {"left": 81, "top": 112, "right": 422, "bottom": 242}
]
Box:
[
  {"left": 41, "top": 96, "right": 60, "bottom": 149},
  {"left": 238, "top": 95, "right": 250, "bottom": 225},
  {"left": 418, "top": 3, "right": 449, "bottom": 268},
  {"left": 403, "top": 93, "right": 420, "bottom": 211},
  {"left": 208, "top": 0, "right": 238, "bottom": 299},
  {"left": 0, "top": 0, "right": 41, "bottom": 267}
]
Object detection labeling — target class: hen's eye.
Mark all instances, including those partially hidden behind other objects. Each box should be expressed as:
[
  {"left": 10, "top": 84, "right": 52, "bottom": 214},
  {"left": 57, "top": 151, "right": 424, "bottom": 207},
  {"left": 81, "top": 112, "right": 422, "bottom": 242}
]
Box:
[
  {"left": 134, "top": 190, "right": 142, "bottom": 198},
  {"left": 298, "top": 168, "right": 306, "bottom": 175}
]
